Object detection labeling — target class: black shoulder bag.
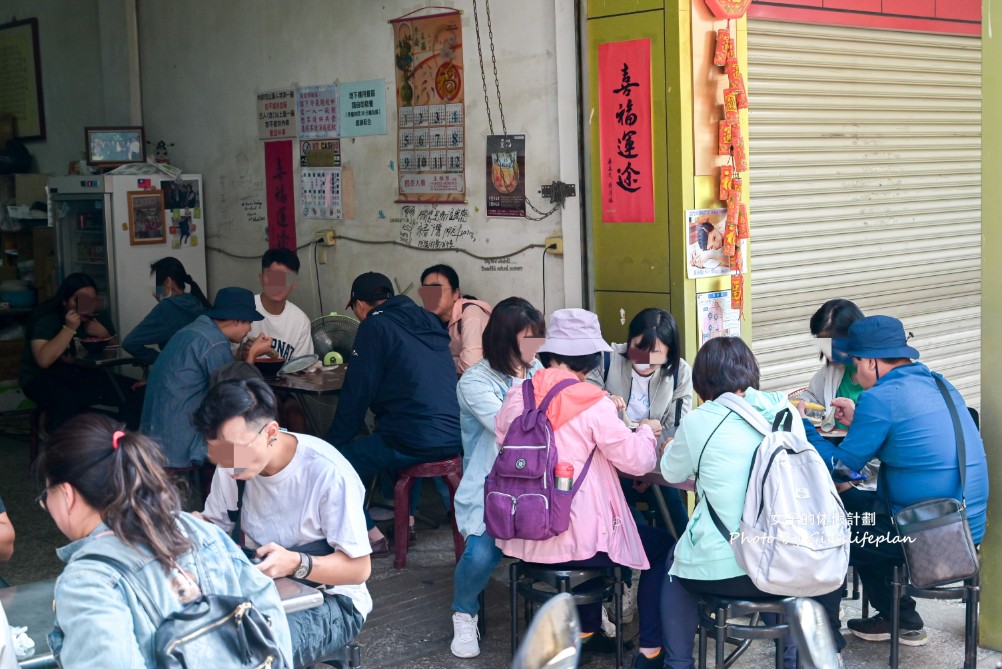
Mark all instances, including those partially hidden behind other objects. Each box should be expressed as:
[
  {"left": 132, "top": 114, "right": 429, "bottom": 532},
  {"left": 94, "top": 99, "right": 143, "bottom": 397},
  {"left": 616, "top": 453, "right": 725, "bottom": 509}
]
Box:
[
  {"left": 75, "top": 514, "right": 288, "bottom": 668},
  {"left": 886, "top": 376, "right": 979, "bottom": 588}
]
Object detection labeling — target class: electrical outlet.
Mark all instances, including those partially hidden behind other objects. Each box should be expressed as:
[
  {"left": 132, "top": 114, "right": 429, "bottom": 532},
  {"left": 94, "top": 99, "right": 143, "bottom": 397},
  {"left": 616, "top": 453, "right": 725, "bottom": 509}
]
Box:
[
  {"left": 544, "top": 236, "right": 563, "bottom": 256},
  {"left": 319, "top": 230, "right": 336, "bottom": 246}
]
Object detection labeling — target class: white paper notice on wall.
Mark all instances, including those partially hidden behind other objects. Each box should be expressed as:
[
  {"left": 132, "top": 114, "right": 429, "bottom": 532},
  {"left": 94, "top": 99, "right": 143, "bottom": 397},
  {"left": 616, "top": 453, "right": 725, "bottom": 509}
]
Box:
[
  {"left": 301, "top": 167, "right": 342, "bottom": 219},
  {"left": 257, "top": 88, "right": 296, "bottom": 140}
]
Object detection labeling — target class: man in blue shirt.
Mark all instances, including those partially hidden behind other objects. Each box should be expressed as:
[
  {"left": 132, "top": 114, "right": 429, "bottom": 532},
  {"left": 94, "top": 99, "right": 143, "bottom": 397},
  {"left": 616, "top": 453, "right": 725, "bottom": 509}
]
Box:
[
  {"left": 325, "top": 272, "right": 462, "bottom": 556},
  {"left": 141, "top": 287, "right": 272, "bottom": 467},
  {"left": 804, "top": 315, "right": 988, "bottom": 646}
]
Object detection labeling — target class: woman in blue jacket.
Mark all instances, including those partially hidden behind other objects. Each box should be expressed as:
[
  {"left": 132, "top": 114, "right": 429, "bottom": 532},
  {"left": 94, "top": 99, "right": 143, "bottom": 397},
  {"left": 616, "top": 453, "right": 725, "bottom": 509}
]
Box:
[
  {"left": 123, "top": 257, "right": 210, "bottom": 366},
  {"left": 38, "top": 413, "right": 292, "bottom": 668},
  {"left": 449, "top": 297, "right": 544, "bottom": 659}
]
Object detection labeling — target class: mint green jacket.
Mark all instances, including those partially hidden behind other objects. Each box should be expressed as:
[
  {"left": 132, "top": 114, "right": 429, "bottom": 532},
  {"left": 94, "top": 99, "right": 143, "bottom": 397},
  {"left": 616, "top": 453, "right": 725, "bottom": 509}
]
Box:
[{"left": 660, "top": 388, "right": 800, "bottom": 581}]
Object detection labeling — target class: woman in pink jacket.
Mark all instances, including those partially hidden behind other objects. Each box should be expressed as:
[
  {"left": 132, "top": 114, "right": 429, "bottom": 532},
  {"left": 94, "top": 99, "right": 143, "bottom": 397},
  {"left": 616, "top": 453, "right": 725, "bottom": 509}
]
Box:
[{"left": 495, "top": 308, "right": 675, "bottom": 668}]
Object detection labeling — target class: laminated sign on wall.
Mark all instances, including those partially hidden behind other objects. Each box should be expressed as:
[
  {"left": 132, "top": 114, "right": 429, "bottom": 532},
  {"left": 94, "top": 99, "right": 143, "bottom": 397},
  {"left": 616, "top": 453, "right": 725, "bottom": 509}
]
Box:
[
  {"left": 391, "top": 9, "right": 466, "bottom": 203},
  {"left": 297, "top": 84, "right": 339, "bottom": 139},
  {"left": 301, "top": 167, "right": 342, "bottom": 220},
  {"left": 257, "top": 89, "right": 296, "bottom": 140}
]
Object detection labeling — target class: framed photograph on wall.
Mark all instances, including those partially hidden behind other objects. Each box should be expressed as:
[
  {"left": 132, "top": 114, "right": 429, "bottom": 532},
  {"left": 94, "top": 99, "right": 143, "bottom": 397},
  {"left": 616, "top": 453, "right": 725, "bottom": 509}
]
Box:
[
  {"left": 0, "top": 18, "right": 46, "bottom": 140},
  {"left": 128, "top": 190, "right": 166, "bottom": 245},
  {"left": 86, "top": 126, "right": 146, "bottom": 167}
]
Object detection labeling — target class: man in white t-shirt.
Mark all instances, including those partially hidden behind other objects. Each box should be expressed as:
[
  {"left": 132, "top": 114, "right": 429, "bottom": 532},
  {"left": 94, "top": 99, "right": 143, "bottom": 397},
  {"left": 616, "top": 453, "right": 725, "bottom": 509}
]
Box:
[
  {"left": 248, "top": 248, "right": 314, "bottom": 361},
  {"left": 195, "top": 378, "right": 370, "bottom": 668}
]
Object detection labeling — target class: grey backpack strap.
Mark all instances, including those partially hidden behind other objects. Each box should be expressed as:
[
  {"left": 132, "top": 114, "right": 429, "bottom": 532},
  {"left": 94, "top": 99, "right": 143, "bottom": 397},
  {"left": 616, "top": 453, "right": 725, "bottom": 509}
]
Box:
[{"left": 714, "top": 393, "right": 772, "bottom": 436}]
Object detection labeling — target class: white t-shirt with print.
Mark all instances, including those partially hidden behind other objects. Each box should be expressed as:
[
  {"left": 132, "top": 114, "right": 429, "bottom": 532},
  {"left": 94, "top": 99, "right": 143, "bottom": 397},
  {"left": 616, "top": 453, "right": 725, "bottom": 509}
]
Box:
[
  {"left": 202, "top": 432, "right": 372, "bottom": 618},
  {"left": 626, "top": 370, "right": 653, "bottom": 422},
  {"left": 248, "top": 295, "right": 314, "bottom": 360}
]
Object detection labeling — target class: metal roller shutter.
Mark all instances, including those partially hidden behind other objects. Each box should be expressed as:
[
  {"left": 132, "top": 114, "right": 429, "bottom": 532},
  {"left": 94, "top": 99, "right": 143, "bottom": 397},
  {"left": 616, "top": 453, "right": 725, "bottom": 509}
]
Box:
[{"left": 746, "top": 21, "right": 981, "bottom": 406}]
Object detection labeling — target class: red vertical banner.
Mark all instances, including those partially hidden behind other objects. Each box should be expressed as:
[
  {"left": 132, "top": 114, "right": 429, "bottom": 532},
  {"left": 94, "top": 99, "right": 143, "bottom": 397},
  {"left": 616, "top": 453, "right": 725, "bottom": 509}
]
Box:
[
  {"left": 264, "top": 140, "right": 296, "bottom": 250},
  {"left": 598, "top": 39, "right": 654, "bottom": 223}
]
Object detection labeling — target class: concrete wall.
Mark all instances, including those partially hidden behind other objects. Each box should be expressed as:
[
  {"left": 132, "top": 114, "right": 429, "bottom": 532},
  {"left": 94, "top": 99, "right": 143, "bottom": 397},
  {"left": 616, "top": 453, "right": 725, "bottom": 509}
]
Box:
[
  {"left": 0, "top": 0, "right": 106, "bottom": 171},
  {"left": 978, "top": 0, "right": 1000, "bottom": 650},
  {"left": 134, "top": 0, "right": 579, "bottom": 314}
]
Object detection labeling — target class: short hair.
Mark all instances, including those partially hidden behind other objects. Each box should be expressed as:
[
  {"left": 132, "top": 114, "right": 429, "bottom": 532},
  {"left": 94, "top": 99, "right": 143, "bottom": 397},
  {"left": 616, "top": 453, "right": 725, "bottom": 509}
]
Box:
[
  {"left": 691, "top": 336, "right": 760, "bottom": 401},
  {"left": 420, "top": 264, "right": 460, "bottom": 292},
  {"left": 192, "top": 378, "right": 278, "bottom": 439},
  {"left": 626, "top": 308, "right": 681, "bottom": 373},
  {"left": 809, "top": 299, "right": 864, "bottom": 337},
  {"left": 537, "top": 352, "right": 603, "bottom": 375},
  {"left": 483, "top": 297, "right": 545, "bottom": 377},
  {"left": 261, "top": 247, "right": 300, "bottom": 273},
  {"left": 696, "top": 222, "right": 714, "bottom": 250}
]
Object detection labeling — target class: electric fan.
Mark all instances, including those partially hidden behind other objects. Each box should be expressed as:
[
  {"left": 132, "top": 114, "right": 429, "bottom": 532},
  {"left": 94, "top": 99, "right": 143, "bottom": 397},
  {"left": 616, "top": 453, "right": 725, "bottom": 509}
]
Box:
[{"left": 311, "top": 312, "right": 360, "bottom": 364}]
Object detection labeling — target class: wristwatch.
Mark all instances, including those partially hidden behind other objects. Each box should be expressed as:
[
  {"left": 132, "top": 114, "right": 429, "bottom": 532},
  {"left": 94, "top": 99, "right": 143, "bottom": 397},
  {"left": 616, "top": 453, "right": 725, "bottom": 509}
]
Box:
[{"left": 294, "top": 552, "right": 311, "bottom": 579}]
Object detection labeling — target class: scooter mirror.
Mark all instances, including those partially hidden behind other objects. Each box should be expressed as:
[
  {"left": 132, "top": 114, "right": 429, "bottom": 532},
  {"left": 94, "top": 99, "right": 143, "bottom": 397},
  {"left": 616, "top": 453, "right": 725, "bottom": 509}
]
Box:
[
  {"left": 785, "top": 598, "right": 840, "bottom": 669},
  {"left": 512, "top": 592, "right": 581, "bottom": 669}
]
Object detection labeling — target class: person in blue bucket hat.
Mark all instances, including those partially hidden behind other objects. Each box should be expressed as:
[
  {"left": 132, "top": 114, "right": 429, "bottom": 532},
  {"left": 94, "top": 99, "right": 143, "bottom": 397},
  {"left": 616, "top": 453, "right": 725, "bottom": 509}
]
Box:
[
  {"left": 141, "top": 287, "right": 274, "bottom": 468},
  {"left": 803, "top": 315, "right": 988, "bottom": 647}
]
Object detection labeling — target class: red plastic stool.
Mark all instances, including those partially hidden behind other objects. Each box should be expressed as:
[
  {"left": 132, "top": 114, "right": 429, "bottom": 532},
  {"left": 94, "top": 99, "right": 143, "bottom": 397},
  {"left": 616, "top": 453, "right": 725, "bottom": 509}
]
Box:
[{"left": 392, "top": 456, "right": 464, "bottom": 569}]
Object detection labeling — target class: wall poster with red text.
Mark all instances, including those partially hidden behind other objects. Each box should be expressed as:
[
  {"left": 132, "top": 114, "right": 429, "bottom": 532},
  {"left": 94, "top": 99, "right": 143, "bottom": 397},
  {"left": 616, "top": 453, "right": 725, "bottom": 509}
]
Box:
[
  {"left": 391, "top": 9, "right": 465, "bottom": 203},
  {"left": 264, "top": 140, "right": 296, "bottom": 250},
  {"left": 598, "top": 39, "right": 654, "bottom": 223}
]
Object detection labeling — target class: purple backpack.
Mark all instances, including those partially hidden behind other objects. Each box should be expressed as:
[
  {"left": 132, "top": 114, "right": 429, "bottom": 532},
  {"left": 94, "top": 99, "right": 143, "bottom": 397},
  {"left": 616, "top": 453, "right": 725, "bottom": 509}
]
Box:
[{"left": 484, "top": 378, "right": 597, "bottom": 541}]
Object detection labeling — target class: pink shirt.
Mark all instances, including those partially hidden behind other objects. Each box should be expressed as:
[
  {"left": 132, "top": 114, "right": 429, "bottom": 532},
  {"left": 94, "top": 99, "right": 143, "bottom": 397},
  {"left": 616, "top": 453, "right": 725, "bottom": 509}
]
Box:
[
  {"left": 448, "top": 299, "right": 492, "bottom": 374},
  {"left": 493, "top": 370, "right": 657, "bottom": 569}
]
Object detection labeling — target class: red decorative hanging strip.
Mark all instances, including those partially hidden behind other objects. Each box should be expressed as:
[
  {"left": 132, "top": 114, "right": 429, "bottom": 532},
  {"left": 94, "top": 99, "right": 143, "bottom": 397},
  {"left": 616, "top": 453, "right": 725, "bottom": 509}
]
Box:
[{"left": 705, "top": 0, "right": 751, "bottom": 20}]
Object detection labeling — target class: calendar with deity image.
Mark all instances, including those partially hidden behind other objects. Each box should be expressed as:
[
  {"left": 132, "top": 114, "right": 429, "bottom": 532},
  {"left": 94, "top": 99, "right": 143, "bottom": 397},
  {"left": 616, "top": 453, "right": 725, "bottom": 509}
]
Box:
[{"left": 392, "top": 9, "right": 466, "bottom": 202}]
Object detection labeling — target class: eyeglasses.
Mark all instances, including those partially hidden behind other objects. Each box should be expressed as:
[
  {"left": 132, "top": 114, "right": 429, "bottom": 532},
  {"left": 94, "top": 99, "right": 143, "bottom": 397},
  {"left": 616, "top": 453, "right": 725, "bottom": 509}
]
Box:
[
  {"left": 36, "top": 485, "right": 55, "bottom": 511},
  {"left": 205, "top": 423, "right": 269, "bottom": 454}
]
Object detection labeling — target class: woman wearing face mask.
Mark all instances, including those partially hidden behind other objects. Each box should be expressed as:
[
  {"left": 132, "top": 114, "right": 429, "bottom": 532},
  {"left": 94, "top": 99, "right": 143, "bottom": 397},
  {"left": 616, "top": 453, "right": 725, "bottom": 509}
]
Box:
[
  {"left": 590, "top": 308, "right": 693, "bottom": 625},
  {"left": 799, "top": 299, "right": 878, "bottom": 510},
  {"left": 123, "top": 258, "right": 211, "bottom": 367},
  {"left": 448, "top": 297, "right": 545, "bottom": 658},
  {"left": 801, "top": 299, "right": 865, "bottom": 426}
]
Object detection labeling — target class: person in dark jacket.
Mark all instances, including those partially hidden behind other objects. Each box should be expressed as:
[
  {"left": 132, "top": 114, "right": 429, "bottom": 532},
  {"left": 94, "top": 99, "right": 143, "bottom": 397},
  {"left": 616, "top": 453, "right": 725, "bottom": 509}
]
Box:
[
  {"left": 122, "top": 257, "right": 210, "bottom": 366},
  {"left": 325, "top": 272, "right": 462, "bottom": 556}
]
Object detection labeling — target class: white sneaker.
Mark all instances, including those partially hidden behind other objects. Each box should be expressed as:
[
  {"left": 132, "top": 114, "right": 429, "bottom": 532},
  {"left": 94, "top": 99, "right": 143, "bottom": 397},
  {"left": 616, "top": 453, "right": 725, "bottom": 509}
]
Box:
[
  {"left": 600, "top": 605, "right": 617, "bottom": 638},
  {"left": 451, "top": 612, "right": 481, "bottom": 658}
]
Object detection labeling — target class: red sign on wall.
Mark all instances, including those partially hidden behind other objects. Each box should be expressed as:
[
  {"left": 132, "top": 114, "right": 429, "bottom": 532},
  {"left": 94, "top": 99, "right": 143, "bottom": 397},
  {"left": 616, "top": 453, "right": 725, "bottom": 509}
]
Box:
[
  {"left": 264, "top": 140, "right": 296, "bottom": 250},
  {"left": 598, "top": 39, "right": 655, "bottom": 224}
]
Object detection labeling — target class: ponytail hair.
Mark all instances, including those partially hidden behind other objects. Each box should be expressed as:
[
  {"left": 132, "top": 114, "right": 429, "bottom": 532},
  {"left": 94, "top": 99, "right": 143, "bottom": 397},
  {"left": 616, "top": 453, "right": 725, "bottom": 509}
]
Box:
[
  {"left": 151, "top": 257, "right": 211, "bottom": 309},
  {"left": 37, "top": 413, "right": 191, "bottom": 571}
]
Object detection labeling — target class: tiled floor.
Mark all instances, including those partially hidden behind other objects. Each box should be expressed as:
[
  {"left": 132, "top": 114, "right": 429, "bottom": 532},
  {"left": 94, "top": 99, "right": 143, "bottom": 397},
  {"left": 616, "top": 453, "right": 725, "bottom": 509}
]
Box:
[{"left": 1, "top": 427, "right": 999, "bottom": 668}]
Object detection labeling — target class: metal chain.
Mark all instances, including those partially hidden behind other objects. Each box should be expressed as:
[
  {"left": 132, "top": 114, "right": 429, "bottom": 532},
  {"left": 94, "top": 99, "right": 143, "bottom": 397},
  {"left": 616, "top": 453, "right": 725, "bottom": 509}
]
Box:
[
  {"left": 471, "top": 0, "right": 495, "bottom": 135},
  {"left": 484, "top": 0, "right": 507, "bottom": 136},
  {"left": 523, "top": 197, "right": 560, "bottom": 221}
]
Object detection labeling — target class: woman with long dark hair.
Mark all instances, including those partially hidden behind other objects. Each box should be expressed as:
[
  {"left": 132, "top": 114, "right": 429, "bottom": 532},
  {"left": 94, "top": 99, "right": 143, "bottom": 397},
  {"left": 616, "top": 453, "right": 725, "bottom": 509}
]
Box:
[
  {"left": 123, "top": 257, "right": 210, "bottom": 366},
  {"left": 19, "top": 273, "right": 140, "bottom": 430},
  {"left": 37, "top": 413, "right": 292, "bottom": 668}
]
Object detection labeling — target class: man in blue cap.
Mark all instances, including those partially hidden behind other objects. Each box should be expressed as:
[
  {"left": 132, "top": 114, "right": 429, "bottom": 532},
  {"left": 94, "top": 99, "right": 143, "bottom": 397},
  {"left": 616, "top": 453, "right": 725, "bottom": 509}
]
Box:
[
  {"left": 805, "top": 315, "right": 988, "bottom": 646},
  {"left": 141, "top": 287, "right": 273, "bottom": 467}
]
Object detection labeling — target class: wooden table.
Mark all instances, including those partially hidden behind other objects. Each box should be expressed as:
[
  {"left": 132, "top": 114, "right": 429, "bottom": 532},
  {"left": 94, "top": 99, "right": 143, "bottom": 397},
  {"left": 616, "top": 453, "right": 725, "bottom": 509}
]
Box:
[
  {"left": 266, "top": 365, "right": 346, "bottom": 435},
  {"left": 619, "top": 470, "right": 696, "bottom": 541},
  {"left": 0, "top": 575, "right": 323, "bottom": 668}
]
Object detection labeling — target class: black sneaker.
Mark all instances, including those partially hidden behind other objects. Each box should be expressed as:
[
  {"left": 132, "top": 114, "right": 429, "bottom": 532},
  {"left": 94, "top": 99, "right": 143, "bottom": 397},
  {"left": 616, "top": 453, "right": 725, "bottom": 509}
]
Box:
[
  {"left": 846, "top": 615, "right": 928, "bottom": 646},
  {"left": 630, "top": 649, "right": 665, "bottom": 669}
]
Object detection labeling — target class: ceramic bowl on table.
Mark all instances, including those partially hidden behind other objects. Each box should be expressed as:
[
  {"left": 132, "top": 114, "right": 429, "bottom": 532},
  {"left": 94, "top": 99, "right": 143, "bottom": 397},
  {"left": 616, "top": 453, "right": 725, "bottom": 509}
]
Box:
[
  {"left": 254, "top": 357, "right": 286, "bottom": 377},
  {"left": 79, "top": 337, "right": 112, "bottom": 354}
]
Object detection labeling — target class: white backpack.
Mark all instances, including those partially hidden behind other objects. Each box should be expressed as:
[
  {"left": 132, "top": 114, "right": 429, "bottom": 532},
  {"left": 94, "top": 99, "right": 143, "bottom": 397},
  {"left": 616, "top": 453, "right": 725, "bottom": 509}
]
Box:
[{"left": 698, "top": 393, "right": 850, "bottom": 597}]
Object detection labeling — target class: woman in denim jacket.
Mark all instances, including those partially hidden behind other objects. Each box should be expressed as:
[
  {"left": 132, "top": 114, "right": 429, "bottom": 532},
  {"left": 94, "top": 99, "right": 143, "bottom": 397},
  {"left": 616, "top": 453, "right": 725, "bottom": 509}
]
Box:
[
  {"left": 38, "top": 414, "right": 292, "bottom": 668},
  {"left": 448, "top": 297, "right": 544, "bottom": 658}
]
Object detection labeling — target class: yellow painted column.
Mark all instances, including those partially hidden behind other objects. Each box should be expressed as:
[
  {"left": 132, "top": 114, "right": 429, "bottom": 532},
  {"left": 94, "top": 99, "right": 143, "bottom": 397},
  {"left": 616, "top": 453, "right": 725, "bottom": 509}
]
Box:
[
  {"left": 978, "top": 0, "right": 1002, "bottom": 650},
  {"left": 586, "top": 0, "right": 751, "bottom": 361}
]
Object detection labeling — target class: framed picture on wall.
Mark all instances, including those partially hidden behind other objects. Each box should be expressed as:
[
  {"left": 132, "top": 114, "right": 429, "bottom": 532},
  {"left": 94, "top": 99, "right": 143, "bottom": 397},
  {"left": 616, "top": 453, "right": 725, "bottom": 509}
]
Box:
[
  {"left": 85, "top": 126, "right": 146, "bottom": 167},
  {"left": 128, "top": 190, "right": 166, "bottom": 245},
  {"left": 0, "top": 18, "right": 46, "bottom": 140}
]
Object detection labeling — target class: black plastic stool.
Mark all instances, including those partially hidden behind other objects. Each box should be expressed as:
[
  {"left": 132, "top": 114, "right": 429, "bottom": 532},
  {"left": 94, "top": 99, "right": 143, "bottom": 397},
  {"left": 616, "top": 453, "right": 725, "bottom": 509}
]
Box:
[
  {"left": 697, "top": 595, "right": 795, "bottom": 669},
  {"left": 510, "top": 562, "right": 624, "bottom": 668},
  {"left": 890, "top": 564, "right": 980, "bottom": 669}
]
